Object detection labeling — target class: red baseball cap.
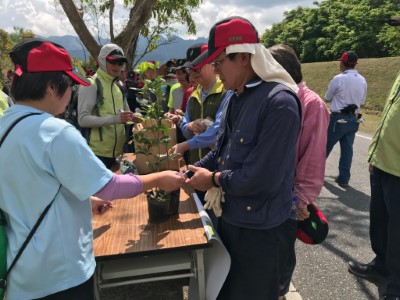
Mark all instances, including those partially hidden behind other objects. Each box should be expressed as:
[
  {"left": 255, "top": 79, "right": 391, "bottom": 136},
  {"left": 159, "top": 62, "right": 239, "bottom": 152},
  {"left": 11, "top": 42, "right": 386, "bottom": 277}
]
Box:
[
  {"left": 192, "top": 16, "right": 260, "bottom": 69},
  {"left": 338, "top": 51, "right": 358, "bottom": 66},
  {"left": 296, "top": 203, "right": 329, "bottom": 245},
  {"left": 10, "top": 38, "right": 90, "bottom": 86}
]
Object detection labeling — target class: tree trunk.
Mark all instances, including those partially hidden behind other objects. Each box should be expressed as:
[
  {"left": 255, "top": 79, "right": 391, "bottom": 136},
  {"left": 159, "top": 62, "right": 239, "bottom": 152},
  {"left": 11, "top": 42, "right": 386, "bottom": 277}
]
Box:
[
  {"left": 114, "top": 0, "right": 158, "bottom": 59},
  {"left": 59, "top": 0, "right": 101, "bottom": 58},
  {"left": 59, "top": 0, "right": 157, "bottom": 70}
]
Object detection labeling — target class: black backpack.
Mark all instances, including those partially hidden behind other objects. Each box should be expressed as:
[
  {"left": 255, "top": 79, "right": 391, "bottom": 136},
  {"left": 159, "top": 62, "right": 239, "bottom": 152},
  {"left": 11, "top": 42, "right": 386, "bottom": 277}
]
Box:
[{"left": 63, "top": 77, "right": 104, "bottom": 141}]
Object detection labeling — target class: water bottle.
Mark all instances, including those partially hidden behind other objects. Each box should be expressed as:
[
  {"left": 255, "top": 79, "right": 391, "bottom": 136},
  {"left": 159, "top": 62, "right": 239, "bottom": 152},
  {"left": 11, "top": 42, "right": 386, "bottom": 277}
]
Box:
[{"left": 290, "top": 197, "right": 298, "bottom": 220}]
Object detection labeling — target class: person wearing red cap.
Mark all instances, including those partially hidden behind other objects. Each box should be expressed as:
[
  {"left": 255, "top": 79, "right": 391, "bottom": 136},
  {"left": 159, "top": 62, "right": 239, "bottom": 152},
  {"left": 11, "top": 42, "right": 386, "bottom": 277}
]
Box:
[
  {"left": 269, "top": 43, "right": 330, "bottom": 299},
  {"left": 0, "top": 38, "right": 183, "bottom": 300},
  {"left": 184, "top": 17, "right": 301, "bottom": 299},
  {"left": 348, "top": 17, "right": 400, "bottom": 300},
  {"left": 325, "top": 50, "right": 367, "bottom": 188},
  {"left": 77, "top": 44, "right": 136, "bottom": 169}
]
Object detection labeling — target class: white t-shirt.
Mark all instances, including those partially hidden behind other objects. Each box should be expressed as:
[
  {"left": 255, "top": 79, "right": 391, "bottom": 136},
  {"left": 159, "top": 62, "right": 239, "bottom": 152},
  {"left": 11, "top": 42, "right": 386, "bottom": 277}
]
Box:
[
  {"left": 324, "top": 69, "right": 367, "bottom": 112},
  {"left": 0, "top": 104, "right": 113, "bottom": 299}
]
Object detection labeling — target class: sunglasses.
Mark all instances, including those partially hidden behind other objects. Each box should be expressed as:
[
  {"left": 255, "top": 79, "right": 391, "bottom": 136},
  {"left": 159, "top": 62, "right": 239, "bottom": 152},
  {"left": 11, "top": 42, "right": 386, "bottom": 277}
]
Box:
[{"left": 107, "top": 60, "right": 126, "bottom": 66}]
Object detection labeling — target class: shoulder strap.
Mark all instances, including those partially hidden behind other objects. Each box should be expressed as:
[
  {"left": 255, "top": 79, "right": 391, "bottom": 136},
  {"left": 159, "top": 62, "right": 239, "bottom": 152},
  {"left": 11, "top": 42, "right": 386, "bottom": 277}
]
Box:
[
  {"left": 0, "top": 112, "right": 60, "bottom": 289},
  {"left": 94, "top": 77, "right": 103, "bottom": 141},
  {"left": 0, "top": 112, "right": 41, "bottom": 147},
  {"left": 94, "top": 77, "right": 104, "bottom": 109},
  {"left": 5, "top": 185, "right": 61, "bottom": 278}
]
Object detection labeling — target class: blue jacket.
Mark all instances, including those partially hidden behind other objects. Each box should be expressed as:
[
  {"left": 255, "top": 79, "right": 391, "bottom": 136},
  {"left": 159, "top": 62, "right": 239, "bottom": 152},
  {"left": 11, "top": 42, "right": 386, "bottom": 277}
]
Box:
[{"left": 196, "top": 80, "right": 300, "bottom": 229}]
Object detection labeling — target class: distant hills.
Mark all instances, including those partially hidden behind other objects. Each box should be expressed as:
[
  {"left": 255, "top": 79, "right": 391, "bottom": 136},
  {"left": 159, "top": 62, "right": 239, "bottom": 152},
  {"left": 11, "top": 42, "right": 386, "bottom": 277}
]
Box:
[{"left": 41, "top": 35, "right": 208, "bottom": 65}]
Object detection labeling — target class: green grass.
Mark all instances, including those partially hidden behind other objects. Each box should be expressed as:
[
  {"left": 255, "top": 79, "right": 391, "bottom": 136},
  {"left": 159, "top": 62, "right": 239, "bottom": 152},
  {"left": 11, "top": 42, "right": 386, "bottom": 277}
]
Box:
[{"left": 302, "top": 56, "right": 400, "bottom": 134}]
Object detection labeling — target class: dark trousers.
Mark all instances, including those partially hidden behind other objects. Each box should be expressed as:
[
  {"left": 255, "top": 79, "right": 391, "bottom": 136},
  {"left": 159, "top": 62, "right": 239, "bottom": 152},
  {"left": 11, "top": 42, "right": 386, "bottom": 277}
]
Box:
[
  {"left": 326, "top": 113, "right": 359, "bottom": 184},
  {"left": 370, "top": 167, "right": 400, "bottom": 296},
  {"left": 278, "top": 231, "right": 297, "bottom": 296},
  {"left": 217, "top": 218, "right": 297, "bottom": 300},
  {"left": 96, "top": 155, "right": 117, "bottom": 170},
  {"left": 34, "top": 276, "right": 94, "bottom": 300}
]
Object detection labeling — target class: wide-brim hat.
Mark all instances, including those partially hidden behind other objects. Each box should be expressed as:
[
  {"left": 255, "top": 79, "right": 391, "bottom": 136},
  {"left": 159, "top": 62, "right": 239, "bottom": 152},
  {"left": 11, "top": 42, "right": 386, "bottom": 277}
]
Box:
[
  {"left": 10, "top": 38, "right": 90, "bottom": 86},
  {"left": 296, "top": 203, "right": 329, "bottom": 245}
]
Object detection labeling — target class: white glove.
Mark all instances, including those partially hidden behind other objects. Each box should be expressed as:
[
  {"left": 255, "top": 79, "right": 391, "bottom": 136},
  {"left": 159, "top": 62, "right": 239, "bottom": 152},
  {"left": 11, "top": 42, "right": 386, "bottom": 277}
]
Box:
[{"left": 204, "top": 187, "right": 225, "bottom": 217}]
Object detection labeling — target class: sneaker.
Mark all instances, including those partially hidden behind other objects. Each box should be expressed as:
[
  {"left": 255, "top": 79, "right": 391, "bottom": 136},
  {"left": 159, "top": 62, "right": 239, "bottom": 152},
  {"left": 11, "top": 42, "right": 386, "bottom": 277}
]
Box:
[
  {"left": 348, "top": 260, "right": 387, "bottom": 282},
  {"left": 335, "top": 177, "right": 350, "bottom": 188}
]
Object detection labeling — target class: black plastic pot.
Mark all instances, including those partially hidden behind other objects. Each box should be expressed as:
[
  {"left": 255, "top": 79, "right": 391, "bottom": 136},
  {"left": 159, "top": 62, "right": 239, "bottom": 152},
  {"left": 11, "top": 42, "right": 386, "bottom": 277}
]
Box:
[
  {"left": 147, "top": 197, "right": 169, "bottom": 224},
  {"left": 167, "top": 189, "right": 180, "bottom": 216}
]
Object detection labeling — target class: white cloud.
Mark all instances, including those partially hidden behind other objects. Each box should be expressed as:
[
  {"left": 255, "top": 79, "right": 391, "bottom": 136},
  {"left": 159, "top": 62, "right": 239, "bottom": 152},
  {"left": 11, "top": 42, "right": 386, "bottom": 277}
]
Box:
[{"left": 0, "top": 0, "right": 317, "bottom": 37}]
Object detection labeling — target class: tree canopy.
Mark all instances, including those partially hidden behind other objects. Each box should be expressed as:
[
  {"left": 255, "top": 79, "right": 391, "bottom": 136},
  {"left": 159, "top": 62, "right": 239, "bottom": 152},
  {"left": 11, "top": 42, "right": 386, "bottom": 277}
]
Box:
[
  {"left": 261, "top": 0, "right": 400, "bottom": 63},
  {"left": 59, "top": 0, "right": 202, "bottom": 69},
  {"left": 0, "top": 27, "right": 34, "bottom": 84}
]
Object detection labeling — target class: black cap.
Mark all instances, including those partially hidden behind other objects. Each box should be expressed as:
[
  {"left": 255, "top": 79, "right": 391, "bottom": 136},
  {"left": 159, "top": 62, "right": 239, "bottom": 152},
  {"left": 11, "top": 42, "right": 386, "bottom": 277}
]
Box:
[
  {"left": 175, "top": 58, "right": 187, "bottom": 70},
  {"left": 183, "top": 43, "right": 208, "bottom": 69}
]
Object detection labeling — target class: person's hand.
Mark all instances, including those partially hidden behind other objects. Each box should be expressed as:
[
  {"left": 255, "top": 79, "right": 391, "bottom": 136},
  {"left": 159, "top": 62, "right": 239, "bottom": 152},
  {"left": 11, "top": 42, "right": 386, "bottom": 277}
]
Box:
[
  {"left": 165, "top": 113, "right": 182, "bottom": 124},
  {"left": 132, "top": 112, "right": 143, "bottom": 123},
  {"left": 369, "top": 164, "right": 373, "bottom": 174},
  {"left": 298, "top": 207, "right": 310, "bottom": 221},
  {"left": 164, "top": 112, "right": 174, "bottom": 119},
  {"left": 168, "top": 142, "right": 189, "bottom": 157},
  {"left": 185, "top": 165, "right": 214, "bottom": 191},
  {"left": 175, "top": 109, "right": 184, "bottom": 116},
  {"left": 91, "top": 196, "right": 113, "bottom": 215},
  {"left": 157, "top": 171, "right": 185, "bottom": 192},
  {"left": 120, "top": 111, "right": 134, "bottom": 124},
  {"left": 188, "top": 119, "right": 207, "bottom": 134}
]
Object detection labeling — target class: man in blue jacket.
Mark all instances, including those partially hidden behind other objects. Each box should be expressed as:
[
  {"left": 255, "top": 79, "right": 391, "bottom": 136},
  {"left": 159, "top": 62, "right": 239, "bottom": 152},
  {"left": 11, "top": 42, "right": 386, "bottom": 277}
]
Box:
[{"left": 186, "top": 16, "right": 301, "bottom": 299}]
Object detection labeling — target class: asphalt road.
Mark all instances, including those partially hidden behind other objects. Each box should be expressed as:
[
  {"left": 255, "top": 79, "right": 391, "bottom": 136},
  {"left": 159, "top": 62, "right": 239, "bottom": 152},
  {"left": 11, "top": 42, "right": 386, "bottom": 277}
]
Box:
[{"left": 292, "top": 131, "right": 385, "bottom": 300}]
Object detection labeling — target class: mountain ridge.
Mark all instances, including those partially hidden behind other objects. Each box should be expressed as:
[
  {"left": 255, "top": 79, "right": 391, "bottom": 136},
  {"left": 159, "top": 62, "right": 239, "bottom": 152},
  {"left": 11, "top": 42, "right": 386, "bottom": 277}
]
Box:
[{"left": 40, "top": 35, "right": 208, "bottom": 65}]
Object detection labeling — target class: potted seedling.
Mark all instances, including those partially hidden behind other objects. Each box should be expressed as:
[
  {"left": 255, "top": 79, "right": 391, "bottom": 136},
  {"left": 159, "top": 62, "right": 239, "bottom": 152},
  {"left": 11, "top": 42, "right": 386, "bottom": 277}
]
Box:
[{"left": 132, "top": 61, "right": 181, "bottom": 223}]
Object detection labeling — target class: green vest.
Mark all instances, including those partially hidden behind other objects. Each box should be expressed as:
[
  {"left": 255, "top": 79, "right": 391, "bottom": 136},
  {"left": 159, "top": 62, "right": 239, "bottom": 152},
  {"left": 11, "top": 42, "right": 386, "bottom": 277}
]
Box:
[
  {"left": 89, "top": 69, "right": 126, "bottom": 158},
  {"left": 187, "top": 79, "right": 226, "bottom": 163},
  {"left": 368, "top": 72, "right": 400, "bottom": 177},
  {"left": 0, "top": 91, "right": 9, "bottom": 117}
]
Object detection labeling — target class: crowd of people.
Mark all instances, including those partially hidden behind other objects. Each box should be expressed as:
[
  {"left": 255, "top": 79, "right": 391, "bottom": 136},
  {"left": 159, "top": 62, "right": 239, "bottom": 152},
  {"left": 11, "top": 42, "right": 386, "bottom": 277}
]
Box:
[{"left": 0, "top": 14, "right": 399, "bottom": 300}]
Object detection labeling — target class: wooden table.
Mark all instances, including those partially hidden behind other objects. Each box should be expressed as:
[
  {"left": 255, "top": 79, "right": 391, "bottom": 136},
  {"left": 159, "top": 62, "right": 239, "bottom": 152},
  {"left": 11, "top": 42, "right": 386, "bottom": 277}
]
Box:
[{"left": 92, "top": 185, "right": 210, "bottom": 300}]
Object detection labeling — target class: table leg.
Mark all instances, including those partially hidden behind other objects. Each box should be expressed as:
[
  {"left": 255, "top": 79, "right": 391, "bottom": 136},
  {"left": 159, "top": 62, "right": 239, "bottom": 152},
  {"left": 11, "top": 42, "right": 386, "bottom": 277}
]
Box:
[{"left": 195, "top": 249, "right": 205, "bottom": 300}]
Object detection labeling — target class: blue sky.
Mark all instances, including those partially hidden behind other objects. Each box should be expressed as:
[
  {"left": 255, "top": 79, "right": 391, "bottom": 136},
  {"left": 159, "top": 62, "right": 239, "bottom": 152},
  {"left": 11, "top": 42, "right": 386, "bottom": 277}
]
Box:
[{"left": 0, "top": 0, "right": 318, "bottom": 38}]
